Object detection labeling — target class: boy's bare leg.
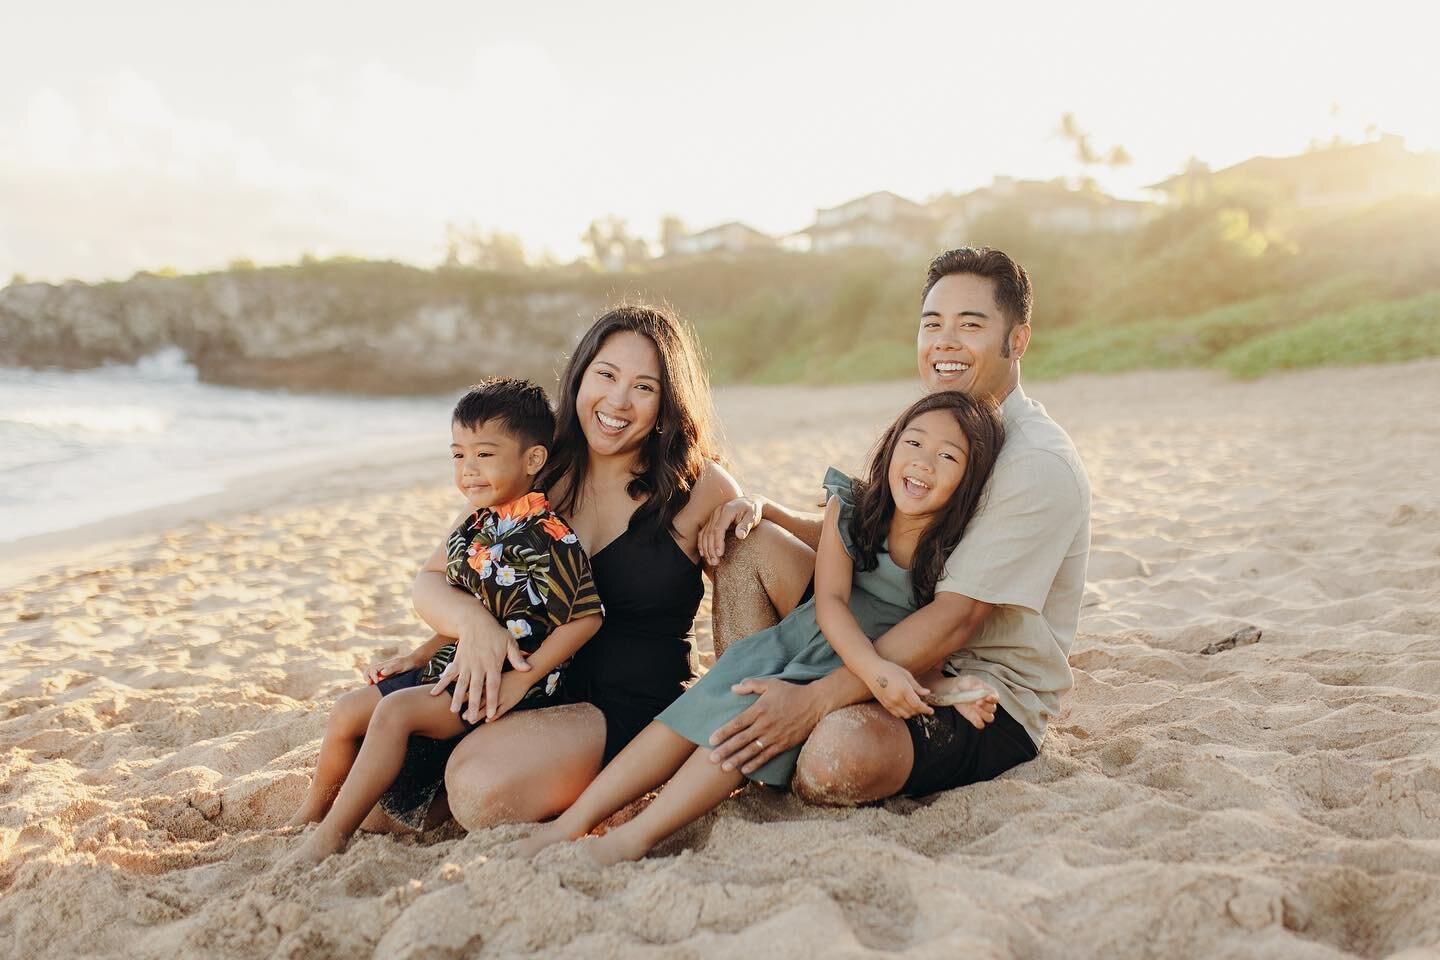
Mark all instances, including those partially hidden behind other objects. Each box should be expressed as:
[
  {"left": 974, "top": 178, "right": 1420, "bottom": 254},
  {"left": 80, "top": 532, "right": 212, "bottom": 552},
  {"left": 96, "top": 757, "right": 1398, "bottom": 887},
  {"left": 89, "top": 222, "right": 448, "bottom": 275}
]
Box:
[
  {"left": 293, "top": 688, "right": 467, "bottom": 863},
  {"left": 585, "top": 746, "right": 746, "bottom": 866},
  {"left": 516, "top": 721, "right": 696, "bottom": 856},
  {"left": 288, "top": 686, "right": 383, "bottom": 826},
  {"left": 711, "top": 522, "right": 815, "bottom": 657}
]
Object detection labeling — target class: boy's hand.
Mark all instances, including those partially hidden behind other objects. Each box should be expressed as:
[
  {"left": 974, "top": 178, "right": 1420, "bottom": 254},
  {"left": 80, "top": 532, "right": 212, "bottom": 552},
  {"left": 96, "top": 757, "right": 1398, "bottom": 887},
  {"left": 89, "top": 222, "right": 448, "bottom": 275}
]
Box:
[
  {"left": 484, "top": 670, "right": 540, "bottom": 725},
  {"left": 865, "top": 660, "right": 933, "bottom": 720},
  {"left": 363, "top": 650, "right": 424, "bottom": 685}
]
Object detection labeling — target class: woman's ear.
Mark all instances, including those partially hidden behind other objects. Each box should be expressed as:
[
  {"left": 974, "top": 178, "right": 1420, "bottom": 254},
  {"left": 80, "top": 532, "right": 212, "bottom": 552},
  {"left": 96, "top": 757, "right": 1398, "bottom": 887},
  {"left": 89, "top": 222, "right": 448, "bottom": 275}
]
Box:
[{"left": 525, "top": 445, "right": 549, "bottom": 477}]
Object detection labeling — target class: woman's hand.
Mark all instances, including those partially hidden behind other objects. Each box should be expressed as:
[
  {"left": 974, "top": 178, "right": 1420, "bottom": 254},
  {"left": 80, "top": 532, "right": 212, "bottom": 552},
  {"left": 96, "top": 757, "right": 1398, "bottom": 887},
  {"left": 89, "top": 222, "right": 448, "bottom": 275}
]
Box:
[
  {"left": 430, "top": 610, "right": 530, "bottom": 724},
  {"left": 699, "top": 495, "right": 763, "bottom": 566},
  {"left": 363, "top": 649, "right": 425, "bottom": 685},
  {"left": 864, "top": 659, "right": 933, "bottom": 720}
]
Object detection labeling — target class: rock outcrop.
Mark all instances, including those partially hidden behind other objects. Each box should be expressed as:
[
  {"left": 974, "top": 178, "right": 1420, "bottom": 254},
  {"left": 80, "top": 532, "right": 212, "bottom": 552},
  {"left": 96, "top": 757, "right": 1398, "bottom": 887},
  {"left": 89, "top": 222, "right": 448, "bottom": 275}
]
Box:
[{"left": 0, "top": 263, "right": 612, "bottom": 394}]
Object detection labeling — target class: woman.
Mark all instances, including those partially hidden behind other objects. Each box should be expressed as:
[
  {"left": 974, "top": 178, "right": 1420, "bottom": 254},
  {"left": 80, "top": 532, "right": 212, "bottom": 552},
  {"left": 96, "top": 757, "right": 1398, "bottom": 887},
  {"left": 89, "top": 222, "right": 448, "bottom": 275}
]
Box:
[{"left": 377, "top": 303, "right": 739, "bottom": 831}]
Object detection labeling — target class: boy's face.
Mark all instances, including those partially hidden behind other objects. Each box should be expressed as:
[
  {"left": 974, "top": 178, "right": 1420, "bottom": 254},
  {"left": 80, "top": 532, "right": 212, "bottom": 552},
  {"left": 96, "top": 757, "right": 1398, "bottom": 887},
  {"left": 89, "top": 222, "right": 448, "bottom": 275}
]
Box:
[{"left": 451, "top": 418, "right": 547, "bottom": 510}]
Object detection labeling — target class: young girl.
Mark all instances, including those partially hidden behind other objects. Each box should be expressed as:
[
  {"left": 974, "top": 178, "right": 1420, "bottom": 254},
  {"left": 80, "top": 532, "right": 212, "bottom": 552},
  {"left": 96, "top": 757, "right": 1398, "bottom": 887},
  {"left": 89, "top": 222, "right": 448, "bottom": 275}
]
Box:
[
  {"left": 287, "top": 378, "right": 604, "bottom": 864},
  {"left": 518, "top": 390, "right": 1004, "bottom": 864}
]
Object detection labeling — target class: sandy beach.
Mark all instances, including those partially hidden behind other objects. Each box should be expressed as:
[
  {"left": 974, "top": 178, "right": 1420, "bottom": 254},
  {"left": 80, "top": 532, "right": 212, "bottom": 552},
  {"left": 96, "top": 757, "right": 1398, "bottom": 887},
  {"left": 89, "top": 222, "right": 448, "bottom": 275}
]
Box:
[{"left": 3, "top": 362, "right": 1439, "bottom": 959}]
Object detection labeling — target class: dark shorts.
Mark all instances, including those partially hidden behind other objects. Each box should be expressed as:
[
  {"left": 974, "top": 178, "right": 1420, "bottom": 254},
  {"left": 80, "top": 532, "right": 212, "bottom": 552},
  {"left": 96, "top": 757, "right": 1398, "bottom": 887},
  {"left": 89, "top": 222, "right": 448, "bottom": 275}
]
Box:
[
  {"left": 900, "top": 703, "right": 1038, "bottom": 797},
  {"left": 376, "top": 666, "right": 566, "bottom": 732}
]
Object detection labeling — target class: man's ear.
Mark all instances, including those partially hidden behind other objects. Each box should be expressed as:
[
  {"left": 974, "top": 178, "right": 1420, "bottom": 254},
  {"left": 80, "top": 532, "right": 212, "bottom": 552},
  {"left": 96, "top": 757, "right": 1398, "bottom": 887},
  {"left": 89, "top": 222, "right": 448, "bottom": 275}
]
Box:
[
  {"left": 525, "top": 445, "right": 549, "bottom": 477},
  {"left": 1011, "top": 322, "right": 1032, "bottom": 361}
]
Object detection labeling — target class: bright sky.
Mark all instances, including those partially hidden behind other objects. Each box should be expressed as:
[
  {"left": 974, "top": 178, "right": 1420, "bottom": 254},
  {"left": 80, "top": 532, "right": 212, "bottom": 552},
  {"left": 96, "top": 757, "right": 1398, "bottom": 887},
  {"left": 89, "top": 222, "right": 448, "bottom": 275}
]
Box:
[{"left": 3, "top": 0, "right": 1437, "bottom": 281}]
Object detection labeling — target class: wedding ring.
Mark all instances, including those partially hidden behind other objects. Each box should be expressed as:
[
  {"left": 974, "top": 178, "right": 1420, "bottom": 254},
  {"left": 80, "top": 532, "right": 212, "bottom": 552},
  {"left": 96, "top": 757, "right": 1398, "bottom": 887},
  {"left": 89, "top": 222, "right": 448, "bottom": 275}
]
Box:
[{"left": 754, "top": 738, "right": 764, "bottom": 750}]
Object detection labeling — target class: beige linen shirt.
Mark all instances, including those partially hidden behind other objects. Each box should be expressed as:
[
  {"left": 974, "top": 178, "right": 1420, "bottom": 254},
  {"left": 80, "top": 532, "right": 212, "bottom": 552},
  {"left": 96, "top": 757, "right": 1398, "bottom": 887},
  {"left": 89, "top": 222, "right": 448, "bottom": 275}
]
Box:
[{"left": 939, "top": 383, "right": 1090, "bottom": 748}]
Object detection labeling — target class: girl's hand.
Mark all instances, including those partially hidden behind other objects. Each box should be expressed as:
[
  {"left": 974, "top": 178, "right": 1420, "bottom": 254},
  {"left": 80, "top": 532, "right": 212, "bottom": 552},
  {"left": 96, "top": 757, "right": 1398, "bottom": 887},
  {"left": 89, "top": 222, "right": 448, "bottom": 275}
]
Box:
[
  {"left": 865, "top": 660, "right": 933, "bottom": 719},
  {"left": 363, "top": 650, "right": 423, "bottom": 685}
]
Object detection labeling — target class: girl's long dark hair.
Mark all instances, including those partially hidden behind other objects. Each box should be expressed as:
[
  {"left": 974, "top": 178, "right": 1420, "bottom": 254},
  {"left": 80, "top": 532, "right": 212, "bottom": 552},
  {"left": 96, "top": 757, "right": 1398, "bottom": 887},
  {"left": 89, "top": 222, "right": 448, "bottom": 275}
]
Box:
[
  {"left": 541, "top": 303, "right": 723, "bottom": 540},
  {"left": 849, "top": 391, "right": 1004, "bottom": 607}
]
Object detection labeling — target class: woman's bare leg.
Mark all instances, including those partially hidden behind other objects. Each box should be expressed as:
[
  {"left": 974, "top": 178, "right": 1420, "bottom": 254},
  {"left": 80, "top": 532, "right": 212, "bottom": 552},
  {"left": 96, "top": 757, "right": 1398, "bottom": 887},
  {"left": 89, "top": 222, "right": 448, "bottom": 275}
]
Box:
[
  {"left": 516, "top": 721, "right": 697, "bottom": 856},
  {"left": 585, "top": 746, "right": 746, "bottom": 865},
  {"left": 711, "top": 521, "right": 815, "bottom": 657},
  {"left": 293, "top": 688, "right": 467, "bottom": 863},
  {"left": 443, "top": 702, "right": 607, "bottom": 830},
  {"left": 288, "top": 685, "right": 383, "bottom": 826}
]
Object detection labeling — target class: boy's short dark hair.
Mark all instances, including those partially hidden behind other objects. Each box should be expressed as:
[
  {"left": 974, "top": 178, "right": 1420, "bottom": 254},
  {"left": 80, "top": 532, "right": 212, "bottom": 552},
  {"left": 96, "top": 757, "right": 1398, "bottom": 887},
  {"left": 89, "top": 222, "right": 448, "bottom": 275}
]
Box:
[
  {"left": 922, "top": 247, "right": 1034, "bottom": 336},
  {"left": 452, "top": 377, "right": 555, "bottom": 450}
]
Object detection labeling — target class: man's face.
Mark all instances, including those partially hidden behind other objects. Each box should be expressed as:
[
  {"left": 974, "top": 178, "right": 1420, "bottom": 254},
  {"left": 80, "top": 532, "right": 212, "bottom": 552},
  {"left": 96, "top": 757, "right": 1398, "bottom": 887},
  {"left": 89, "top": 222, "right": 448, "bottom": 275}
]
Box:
[{"left": 916, "top": 273, "right": 1027, "bottom": 402}]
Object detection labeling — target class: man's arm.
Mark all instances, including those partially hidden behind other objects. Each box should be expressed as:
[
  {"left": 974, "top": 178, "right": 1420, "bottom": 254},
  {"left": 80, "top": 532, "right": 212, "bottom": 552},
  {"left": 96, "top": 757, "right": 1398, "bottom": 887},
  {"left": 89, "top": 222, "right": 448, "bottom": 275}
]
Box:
[
  {"left": 708, "top": 592, "right": 993, "bottom": 773},
  {"left": 808, "top": 592, "right": 993, "bottom": 713}
]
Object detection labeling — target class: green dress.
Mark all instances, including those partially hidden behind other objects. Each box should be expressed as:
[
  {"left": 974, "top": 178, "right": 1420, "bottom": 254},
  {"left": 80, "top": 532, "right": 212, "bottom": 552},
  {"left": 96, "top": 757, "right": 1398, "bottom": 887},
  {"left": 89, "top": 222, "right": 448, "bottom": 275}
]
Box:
[{"left": 657, "top": 468, "right": 919, "bottom": 786}]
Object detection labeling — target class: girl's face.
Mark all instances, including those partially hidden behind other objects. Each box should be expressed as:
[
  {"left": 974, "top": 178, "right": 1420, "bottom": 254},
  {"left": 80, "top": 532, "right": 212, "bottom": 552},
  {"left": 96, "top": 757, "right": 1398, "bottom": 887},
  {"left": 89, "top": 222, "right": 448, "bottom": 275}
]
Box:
[
  {"left": 887, "top": 408, "right": 971, "bottom": 518},
  {"left": 575, "top": 330, "right": 663, "bottom": 458}
]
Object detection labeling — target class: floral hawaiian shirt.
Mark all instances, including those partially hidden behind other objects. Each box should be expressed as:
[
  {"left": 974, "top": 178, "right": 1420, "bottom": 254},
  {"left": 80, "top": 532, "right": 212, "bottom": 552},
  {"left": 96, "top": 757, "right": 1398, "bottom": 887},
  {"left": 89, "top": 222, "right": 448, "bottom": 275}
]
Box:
[{"left": 422, "top": 491, "right": 603, "bottom": 702}]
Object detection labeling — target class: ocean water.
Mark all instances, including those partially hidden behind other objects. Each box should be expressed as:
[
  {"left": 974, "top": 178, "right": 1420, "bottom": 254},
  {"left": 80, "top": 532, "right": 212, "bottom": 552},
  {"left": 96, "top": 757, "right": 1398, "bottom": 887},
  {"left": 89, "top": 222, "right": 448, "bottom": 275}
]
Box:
[{"left": 0, "top": 350, "right": 450, "bottom": 543}]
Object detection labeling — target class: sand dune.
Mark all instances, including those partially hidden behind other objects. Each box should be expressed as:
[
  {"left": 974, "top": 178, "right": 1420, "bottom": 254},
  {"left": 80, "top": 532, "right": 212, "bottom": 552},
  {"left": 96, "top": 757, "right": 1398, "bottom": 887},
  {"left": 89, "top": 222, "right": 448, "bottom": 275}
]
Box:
[{"left": 3, "top": 363, "right": 1439, "bottom": 959}]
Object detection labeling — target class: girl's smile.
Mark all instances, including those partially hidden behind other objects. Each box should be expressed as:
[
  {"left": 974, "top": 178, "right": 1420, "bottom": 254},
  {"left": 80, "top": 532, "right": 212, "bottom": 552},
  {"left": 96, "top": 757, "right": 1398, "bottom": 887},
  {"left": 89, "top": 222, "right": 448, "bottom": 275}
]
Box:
[{"left": 886, "top": 408, "right": 970, "bottom": 518}]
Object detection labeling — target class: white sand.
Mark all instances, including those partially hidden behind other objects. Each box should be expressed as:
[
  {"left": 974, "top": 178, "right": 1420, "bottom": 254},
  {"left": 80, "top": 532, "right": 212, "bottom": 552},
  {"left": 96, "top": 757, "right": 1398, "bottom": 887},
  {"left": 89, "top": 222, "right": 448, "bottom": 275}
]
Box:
[{"left": 3, "top": 363, "right": 1439, "bottom": 959}]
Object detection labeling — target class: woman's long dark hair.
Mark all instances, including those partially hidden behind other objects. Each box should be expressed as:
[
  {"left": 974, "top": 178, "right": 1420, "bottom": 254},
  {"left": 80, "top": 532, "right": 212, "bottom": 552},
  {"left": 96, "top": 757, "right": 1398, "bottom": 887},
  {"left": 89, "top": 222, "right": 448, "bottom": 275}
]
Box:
[
  {"left": 541, "top": 303, "right": 723, "bottom": 539},
  {"left": 849, "top": 391, "right": 1004, "bottom": 607}
]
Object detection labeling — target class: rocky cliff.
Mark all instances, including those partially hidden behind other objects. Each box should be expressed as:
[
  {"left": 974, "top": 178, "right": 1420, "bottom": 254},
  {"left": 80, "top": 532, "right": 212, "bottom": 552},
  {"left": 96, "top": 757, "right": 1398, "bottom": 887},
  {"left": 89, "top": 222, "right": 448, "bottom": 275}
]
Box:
[{"left": 0, "top": 262, "right": 613, "bottom": 394}]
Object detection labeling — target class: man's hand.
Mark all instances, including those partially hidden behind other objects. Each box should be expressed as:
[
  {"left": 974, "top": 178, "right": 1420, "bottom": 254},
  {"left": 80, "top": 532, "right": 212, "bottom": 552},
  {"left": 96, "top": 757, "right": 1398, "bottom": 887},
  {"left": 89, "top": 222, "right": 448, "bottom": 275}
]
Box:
[
  {"left": 430, "top": 612, "right": 530, "bottom": 723},
  {"left": 707, "top": 678, "right": 826, "bottom": 774},
  {"left": 699, "top": 496, "right": 764, "bottom": 566},
  {"left": 946, "top": 677, "right": 999, "bottom": 730}
]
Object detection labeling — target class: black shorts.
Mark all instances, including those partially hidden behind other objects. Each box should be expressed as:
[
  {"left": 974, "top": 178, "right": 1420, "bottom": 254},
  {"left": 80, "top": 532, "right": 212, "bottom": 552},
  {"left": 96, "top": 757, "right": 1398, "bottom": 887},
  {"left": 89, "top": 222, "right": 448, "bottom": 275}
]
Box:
[
  {"left": 900, "top": 702, "right": 1038, "bottom": 797},
  {"left": 376, "top": 666, "right": 565, "bottom": 732}
]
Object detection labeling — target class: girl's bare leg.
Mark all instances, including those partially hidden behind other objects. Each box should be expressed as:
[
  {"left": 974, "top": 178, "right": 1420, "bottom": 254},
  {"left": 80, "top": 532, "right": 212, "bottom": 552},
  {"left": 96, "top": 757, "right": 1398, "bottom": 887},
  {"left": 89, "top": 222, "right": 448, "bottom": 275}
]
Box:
[
  {"left": 585, "top": 745, "right": 746, "bottom": 866},
  {"left": 516, "top": 721, "right": 697, "bottom": 856},
  {"left": 293, "top": 688, "right": 467, "bottom": 863},
  {"left": 288, "top": 686, "right": 383, "bottom": 826}
]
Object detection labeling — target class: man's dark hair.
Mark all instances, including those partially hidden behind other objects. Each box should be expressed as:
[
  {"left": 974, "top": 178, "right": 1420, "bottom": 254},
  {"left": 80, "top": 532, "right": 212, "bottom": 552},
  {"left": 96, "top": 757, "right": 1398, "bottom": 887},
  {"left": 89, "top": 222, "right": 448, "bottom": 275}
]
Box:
[
  {"left": 452, "top": 377, "right": 555, "bottom": 451},
  {"left": 922, "top": 247, "right": 1034, "bottom": 355}
]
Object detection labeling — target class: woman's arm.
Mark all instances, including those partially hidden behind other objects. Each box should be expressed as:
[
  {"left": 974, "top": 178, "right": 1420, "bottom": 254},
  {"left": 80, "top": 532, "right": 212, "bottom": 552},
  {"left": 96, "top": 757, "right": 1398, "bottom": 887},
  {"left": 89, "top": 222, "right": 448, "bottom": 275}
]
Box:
[
  {"left": 674, "top": 460, "right": 744, "bottom": 573},
  {"left": 699, "top": 494, "right": 822, "bottom": 564}
]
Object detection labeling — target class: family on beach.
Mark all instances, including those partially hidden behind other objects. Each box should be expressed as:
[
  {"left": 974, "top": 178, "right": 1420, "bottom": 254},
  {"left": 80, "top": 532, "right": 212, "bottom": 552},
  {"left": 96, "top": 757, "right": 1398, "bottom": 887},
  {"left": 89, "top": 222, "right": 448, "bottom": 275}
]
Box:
[{"left": 286, "top": 245, "right": 1092, "bottom": 866}]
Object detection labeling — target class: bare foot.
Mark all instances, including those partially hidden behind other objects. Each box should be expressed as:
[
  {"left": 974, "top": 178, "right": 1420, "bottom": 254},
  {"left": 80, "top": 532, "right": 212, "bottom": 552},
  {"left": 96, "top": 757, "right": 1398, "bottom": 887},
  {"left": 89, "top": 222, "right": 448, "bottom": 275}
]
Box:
[
  {"left": 285, "top": 809, "right": 323, "bottom": 828},
  {"left": 514, "top": 822, "right": 573, "bottom": 858},
  {"left": 582, "top": 830, "right": 649, "bottom": 867},
  {"left": 286, "top": 826, "right": 346, "bottom": 868}
]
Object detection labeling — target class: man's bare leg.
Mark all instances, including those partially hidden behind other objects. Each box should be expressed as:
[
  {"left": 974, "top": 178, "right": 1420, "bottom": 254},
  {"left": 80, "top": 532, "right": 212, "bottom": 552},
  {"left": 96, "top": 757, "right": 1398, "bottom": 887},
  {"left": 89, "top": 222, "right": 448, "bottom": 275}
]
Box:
[
  {"left": 791, "top": 704, "right": 914, "bottom": 806},
  {"left": 712, "top": 521, "right": 815, "bottom": 657}
]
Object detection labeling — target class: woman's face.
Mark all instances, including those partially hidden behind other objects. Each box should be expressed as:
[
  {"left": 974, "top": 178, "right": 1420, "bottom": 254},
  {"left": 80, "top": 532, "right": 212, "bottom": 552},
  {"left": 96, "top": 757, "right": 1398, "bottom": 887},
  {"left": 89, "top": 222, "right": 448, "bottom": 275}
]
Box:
[
  {"left": 886, "top": 408, "right": 970, "bottom": 518},
  {"left": 575, "top": 330, "right": 663, "bottom": 458}
]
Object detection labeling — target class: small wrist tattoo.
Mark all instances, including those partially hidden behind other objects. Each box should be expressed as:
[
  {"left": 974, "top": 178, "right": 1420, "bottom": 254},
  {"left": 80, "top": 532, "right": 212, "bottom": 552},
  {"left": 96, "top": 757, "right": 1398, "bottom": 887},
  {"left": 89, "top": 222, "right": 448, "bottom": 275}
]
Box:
[{"left": 876, "top": 676, "right": 889, "bottom": 688}]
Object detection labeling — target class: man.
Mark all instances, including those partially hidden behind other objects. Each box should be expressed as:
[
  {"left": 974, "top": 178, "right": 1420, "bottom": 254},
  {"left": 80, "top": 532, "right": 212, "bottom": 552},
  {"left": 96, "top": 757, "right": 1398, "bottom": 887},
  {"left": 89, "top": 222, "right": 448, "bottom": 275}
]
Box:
[{"left": 697, "top": 246, "right": 1090, "bottom": 802}]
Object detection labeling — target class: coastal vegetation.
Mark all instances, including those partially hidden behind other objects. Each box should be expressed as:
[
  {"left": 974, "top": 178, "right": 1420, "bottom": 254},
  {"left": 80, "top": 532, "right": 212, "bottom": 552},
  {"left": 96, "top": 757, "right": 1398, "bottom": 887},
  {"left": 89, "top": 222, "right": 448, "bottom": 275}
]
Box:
[{"left": 2, "top": 195, "right": 1436, "bottom": 394}]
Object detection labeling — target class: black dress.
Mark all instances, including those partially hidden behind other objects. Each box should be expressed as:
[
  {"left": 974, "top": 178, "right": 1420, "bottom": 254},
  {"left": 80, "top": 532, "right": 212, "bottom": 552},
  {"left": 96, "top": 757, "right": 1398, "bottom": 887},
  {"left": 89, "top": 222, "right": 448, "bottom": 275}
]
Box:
[
  {"left": 564, "top": 514, "right": 704, "bottom": 763},
  {"left": 376, "top": 510, "right": 702, "bottom": 828}
]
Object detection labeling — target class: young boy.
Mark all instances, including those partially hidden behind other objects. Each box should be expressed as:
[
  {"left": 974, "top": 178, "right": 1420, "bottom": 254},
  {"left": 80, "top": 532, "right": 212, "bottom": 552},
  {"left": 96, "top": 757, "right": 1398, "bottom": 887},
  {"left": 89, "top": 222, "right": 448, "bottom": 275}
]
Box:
[{"left": 288, "top": 377, "right": 604, "bottom": 863}]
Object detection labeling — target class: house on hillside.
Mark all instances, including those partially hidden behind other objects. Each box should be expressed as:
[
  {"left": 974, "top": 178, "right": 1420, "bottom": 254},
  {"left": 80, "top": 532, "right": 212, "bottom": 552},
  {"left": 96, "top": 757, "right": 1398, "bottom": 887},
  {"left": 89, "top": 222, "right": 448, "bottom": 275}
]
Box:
[
  {"left": 933, "top": 177, "right": 1152, "bottom": 241},
  {"left": 665, "top": 221, "right": 777, "bottom": 257},
  {"left": 1147, "top": 135, "right": 1440, "bottom": 209},
  {"left": 801, "top": 191, "right": 935, "bottom": 255}
]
